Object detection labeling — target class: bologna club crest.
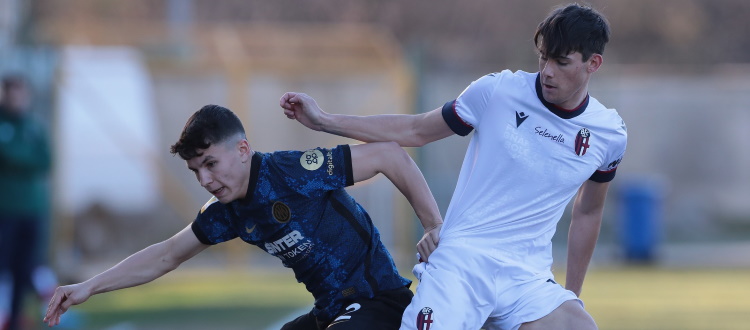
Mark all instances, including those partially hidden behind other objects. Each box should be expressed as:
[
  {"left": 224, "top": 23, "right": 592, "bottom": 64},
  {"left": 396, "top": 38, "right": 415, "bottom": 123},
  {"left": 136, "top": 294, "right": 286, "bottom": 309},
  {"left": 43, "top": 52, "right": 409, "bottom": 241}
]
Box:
[
  {"left": 574, "top": 128, "right": 591, "bottom": 156},
  {"left": 416, "top": 307, "right": 434, "bottom": 330}
]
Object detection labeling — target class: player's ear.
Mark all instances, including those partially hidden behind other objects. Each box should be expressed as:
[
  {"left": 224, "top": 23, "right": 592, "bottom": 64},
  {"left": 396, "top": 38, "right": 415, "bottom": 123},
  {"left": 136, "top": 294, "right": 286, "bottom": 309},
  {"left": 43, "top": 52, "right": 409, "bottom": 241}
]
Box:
[
  {"left": 237, "top": 138, "right": 251, "bottom": 162},
  {"left": 587, "top": 54, "right": 603, "bottom": 73}
]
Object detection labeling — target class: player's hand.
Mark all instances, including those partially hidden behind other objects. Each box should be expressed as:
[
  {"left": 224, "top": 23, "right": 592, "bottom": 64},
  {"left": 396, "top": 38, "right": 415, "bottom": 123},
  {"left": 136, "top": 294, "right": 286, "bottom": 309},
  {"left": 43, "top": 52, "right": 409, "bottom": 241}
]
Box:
[
  {"left": 417, "top": 223, "right": 441, "bottom": 262},
  {"left": 279, "top": 92, "right": 326, "bottom": 131},
  {"left": 44, "top": 283, "right": 91, "bottom": 327}
]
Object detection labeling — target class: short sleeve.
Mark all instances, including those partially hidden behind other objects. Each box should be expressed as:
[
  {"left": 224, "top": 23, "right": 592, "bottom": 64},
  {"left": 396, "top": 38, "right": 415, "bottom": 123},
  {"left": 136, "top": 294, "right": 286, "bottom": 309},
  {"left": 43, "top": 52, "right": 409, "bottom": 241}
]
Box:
[
  {"left": 589, "top": 119, "right": 627, "bottom": 183},
  {"left": 268, "top": 145, "right": 353, "bottom": 197},
  {"left": 441, "top": 100, "right": 473, "bottom": 136},
  {"left": 444, "top": 71, "right": 507, "bottom": 135},
  {"left": 191, "top": 197, "right": 238, "bottom": 245}
]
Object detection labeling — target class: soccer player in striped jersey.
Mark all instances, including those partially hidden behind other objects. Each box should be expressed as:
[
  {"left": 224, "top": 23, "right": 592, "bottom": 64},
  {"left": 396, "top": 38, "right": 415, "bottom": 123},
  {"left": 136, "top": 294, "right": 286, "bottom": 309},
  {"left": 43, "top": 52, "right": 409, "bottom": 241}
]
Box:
[
  {"left": 44, "top": 105, "right": 443, "bottom": 329},
  {"left": 280, "top": 4, "right": 626, "bottom": 329}
]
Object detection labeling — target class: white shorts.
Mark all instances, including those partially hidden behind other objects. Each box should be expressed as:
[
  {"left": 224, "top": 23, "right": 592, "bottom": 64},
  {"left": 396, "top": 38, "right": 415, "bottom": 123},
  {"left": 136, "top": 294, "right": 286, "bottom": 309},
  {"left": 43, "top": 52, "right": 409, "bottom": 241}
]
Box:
[{"left": 400, "top": 241, "right": 581, "bottom": 330}]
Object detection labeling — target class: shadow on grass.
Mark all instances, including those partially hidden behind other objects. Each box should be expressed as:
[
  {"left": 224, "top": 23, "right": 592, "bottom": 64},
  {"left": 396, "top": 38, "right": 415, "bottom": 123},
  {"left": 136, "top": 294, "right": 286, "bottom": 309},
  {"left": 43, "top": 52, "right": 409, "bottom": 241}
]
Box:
[{"left": 82, "top": 305, "right": 306, "bottom": 330}]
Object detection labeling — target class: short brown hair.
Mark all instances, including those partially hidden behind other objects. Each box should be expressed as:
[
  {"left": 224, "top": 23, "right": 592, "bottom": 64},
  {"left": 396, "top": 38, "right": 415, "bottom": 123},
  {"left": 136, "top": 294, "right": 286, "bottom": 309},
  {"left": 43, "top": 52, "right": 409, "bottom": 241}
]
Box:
[
  {"left": 534, "top": 3, "right": 610, "bottom": 61},
  {"left": 170, "top": 105, "right": 246, "bottom": 160}
]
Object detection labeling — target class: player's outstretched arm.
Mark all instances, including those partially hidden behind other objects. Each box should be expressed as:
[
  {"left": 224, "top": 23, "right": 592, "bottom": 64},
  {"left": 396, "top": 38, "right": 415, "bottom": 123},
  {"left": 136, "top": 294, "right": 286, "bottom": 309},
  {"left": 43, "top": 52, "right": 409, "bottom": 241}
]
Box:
[
  {"left": 566, "top": 180, "right": 610, "bottom": 297},
  {"left": 43, "top": 225, "right": 208, "bottom": 327},
  {"left": 280, "top": 92, "right": 454, "bottom": 147},
  {"left": 349, "top": 142, "right": 443, "bottom": 261}
]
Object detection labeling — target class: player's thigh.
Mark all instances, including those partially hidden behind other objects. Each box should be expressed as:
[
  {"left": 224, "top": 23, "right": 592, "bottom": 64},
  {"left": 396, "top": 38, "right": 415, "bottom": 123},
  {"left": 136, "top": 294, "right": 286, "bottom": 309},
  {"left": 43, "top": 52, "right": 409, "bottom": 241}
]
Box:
[
  {"left": 519, "top": 300, "right": 597, "bottom": 330},
  {"left": 327, "top": 287, "right": 413, "bottom": 330},
  {"left": 401, "top": 266, "right": 492, "bottom": 330}
]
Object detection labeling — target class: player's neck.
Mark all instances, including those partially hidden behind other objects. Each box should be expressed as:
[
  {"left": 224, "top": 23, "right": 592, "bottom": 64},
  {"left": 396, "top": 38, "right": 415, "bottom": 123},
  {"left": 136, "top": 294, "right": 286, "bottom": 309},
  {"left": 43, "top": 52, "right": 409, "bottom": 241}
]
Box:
[
  {"left": 554, "top": 93, "right": 589, "bottom": 112},
  {"left": 238, "top": 150, "right": 255, "bottom": 199}
]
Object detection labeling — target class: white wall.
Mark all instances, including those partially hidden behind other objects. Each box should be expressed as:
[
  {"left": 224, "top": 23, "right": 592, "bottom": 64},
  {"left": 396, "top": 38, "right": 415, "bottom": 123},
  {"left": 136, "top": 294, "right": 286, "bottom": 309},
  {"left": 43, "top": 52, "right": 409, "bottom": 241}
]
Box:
[{"left": 56, "top": 46, "right": 160, "bottom": 215}]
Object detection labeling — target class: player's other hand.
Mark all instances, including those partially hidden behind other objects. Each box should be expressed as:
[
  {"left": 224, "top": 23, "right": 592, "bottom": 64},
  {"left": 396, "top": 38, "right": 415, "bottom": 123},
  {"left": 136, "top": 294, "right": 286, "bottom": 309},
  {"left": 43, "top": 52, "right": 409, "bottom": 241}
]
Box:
[
  {"left": 279, "top": 92, "right": 327, "bottom": 131},
  {"left": 43, "top": 283, "right": 91, "bottom": 327},
  {"left": 417, "top": 223, "right": 442, "bottom": 262}
]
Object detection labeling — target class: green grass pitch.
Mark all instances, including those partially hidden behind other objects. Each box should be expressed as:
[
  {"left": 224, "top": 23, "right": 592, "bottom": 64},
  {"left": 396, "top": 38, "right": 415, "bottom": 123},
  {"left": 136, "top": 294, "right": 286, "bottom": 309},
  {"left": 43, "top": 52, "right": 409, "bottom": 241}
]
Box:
[{"left": 36, "top": 267, "right": 750, "bottom": 329}]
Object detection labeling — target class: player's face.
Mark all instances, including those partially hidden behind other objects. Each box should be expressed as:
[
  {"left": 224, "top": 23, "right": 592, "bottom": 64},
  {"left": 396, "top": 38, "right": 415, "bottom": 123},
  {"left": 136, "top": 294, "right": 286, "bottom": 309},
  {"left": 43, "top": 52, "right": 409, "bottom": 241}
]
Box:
[
  {"left": 186, "top": 139, "right": 251, "bottom": 204},
  {"left": 538, "top": 51, "right": 601, "bottom": 109}
]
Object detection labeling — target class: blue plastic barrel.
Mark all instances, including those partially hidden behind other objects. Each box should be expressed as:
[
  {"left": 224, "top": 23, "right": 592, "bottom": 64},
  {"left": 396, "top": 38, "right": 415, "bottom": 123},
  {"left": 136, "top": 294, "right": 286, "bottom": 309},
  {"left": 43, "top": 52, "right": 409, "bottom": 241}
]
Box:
[{"left": 618, "top": 179, "right": 664, "bottom": 263}]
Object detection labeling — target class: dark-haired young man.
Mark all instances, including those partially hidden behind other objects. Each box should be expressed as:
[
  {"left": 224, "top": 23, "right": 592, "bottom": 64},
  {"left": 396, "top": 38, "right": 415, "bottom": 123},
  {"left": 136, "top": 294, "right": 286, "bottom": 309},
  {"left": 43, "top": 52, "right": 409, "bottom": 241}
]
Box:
[
  {"left": 280, "top": 4, "right": 626, "bottom": 329},
  {"left": 44, "top": 105, "right": 443, "bottom": 329}
]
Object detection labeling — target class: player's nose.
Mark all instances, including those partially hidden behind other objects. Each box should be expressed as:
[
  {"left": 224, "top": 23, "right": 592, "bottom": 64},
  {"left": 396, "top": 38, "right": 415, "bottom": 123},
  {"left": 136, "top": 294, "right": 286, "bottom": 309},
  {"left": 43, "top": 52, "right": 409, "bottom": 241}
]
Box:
[
  {"left": 541, "top": 62, "right": 554, "bottom": 77},
  {"left": 197, "top": 170, "right": 213, "bottom": 187}
]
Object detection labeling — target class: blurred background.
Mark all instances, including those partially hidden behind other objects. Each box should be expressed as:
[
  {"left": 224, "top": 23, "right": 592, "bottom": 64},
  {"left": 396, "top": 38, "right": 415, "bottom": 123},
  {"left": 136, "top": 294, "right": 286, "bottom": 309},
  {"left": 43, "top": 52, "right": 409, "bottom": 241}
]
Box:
[{"left": 1, "top": 0, "right": 749, "bottom": 329}]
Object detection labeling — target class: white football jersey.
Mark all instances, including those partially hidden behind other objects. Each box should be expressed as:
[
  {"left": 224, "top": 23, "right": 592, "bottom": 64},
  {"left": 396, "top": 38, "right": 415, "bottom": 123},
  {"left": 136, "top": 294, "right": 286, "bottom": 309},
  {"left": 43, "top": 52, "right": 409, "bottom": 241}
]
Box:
[{"left": 440, "top": 70, "right": 627, "bottom": 270}]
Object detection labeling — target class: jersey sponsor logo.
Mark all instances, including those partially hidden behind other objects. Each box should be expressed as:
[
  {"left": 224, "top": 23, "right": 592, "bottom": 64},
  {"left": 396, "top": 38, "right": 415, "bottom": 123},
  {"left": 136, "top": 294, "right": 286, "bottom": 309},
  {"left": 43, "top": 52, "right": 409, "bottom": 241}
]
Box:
[
  {"left": 245, "top": 223, "right": 257, "bottom": 234},
  {"left": 272, "top": 201, "right": 291, "bottom": 223},
  {"left": 300, "top": 149, "right": 324, "bottom": 171},
  {"left": 515, "top": 111, "right": 529, "bottom": 127},
  {"left": 574, "top": 128, "right": 591, "bottom": 156},
  {"left": 264, "top": 230, "right": 306, "bottom": 252},
  {"left": 200, "top": 196, "right": 219, "bottom": 214},
  {"left": 278, "top": 241, "right": 313, "bottom": 262},
  {"left": 416, "top": 307, "right": 434, "bottom": 330},
  {"left": 264, "top": 230, "right": 314, "bottom": 264},
  {"left": 326, "top": 150, "right": 335, "bottom": 175},
  {"left": 534, "top": 126, "right": 565, "bottom": 143}
]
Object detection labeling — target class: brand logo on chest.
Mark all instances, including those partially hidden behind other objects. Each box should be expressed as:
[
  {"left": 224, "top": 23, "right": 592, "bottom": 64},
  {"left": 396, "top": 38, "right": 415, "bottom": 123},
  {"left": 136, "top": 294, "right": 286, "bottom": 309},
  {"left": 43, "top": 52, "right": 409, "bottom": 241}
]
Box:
[{"left": 515, "top": 111, "right": 529, "bottom": 127}]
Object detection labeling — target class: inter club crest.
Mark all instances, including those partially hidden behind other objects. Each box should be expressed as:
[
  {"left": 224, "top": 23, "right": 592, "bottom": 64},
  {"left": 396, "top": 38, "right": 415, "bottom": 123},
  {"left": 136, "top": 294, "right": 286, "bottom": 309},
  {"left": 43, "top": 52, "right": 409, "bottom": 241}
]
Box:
[
  {"left": 574, "top": 128, "right": 591, "bottom": 156},
  {"left": 272, "top": 201, "right": 291, "bottom": 223},
  {"left": 416, "top": 307, "right": 434, "bottom": 330}
]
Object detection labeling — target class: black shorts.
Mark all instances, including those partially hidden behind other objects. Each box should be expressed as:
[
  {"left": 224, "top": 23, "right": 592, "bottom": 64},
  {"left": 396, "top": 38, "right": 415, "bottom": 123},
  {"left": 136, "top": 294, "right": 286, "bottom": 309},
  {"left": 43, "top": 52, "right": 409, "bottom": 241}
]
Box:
[{"left": 281, "top": 286, "right": 414, "bottom": 330}]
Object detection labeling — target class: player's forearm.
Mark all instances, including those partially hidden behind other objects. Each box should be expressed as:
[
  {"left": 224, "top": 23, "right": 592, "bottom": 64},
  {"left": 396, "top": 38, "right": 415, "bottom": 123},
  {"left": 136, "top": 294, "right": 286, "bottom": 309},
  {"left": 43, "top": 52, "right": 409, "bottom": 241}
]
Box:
[
  {"left": 383, "top": 147, "right": 443, "bottom": 230},
  {"left": 322, "top": 113, "right": 427, "bottom": 147},
  {"left": 565, "top": 212, "right": 602, "bottom": 296},
  {"left": 85, "top": 241, "right": 180, "bottom": 296}
]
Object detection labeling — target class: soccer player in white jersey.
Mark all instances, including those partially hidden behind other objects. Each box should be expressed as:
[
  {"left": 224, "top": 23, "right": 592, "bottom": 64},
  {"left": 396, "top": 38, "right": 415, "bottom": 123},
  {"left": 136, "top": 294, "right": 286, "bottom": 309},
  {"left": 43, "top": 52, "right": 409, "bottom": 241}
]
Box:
[{"left": 280, "top": 3, "right": 626, "bottom": 329}]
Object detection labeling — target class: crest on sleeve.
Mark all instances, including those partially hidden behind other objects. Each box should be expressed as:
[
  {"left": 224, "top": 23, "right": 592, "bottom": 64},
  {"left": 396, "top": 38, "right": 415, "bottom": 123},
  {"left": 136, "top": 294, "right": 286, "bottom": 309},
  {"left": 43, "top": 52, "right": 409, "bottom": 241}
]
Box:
[
  {"left": 300, "top": 149, "right": 324, "bottom": 171},
  {"left": 200, "top": 196, "right": 219, "bottom": 214}
]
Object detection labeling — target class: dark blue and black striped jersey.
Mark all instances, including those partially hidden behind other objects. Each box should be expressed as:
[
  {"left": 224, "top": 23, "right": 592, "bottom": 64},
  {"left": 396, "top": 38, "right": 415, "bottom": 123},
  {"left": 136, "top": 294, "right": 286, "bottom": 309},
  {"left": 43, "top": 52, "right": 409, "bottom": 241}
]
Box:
[{"left": 191, "top": 145, "right": 410, "bottom": 322}]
